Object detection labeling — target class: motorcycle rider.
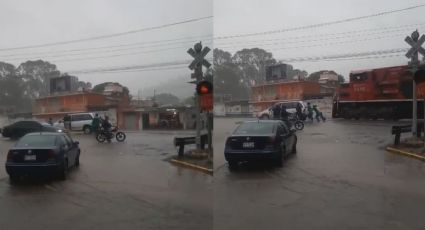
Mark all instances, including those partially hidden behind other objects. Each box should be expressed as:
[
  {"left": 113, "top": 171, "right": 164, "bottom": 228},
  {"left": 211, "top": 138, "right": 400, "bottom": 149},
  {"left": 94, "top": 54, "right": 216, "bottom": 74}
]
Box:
[
  {"left": 91, "top": 113, "right": 101, "bottom": 135},
  {"left": 101, "top": 115, "right": 113, "bottom": 142}
]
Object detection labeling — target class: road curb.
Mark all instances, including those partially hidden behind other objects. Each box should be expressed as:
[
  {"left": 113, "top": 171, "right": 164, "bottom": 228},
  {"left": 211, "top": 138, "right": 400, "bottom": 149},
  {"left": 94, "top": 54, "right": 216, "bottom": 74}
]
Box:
[
  {"left": 170, "top": 159, "right": 213, "bottom": 175},
  {"left": 386, "top": 146, "right": 425, "bottom": 162}
]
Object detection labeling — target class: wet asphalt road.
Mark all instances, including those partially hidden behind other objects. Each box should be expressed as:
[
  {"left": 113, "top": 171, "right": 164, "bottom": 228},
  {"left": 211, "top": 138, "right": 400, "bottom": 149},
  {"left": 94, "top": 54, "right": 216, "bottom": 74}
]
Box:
[
  {"left": 214, "top": 118, "right": 425, "bottom": 230},
  {"left": 0, "top": 131, "right": 212, "bottom": 230}
]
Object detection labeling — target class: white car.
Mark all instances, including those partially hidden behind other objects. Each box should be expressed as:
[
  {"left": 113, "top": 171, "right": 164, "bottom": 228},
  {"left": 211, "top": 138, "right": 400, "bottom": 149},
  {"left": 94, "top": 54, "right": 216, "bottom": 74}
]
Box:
[
  {"left": 54, "top": 113, "right": 95, "bottom": 134},
  {"left": 257, "top": 101, "right": 306, "bottom": 119}
]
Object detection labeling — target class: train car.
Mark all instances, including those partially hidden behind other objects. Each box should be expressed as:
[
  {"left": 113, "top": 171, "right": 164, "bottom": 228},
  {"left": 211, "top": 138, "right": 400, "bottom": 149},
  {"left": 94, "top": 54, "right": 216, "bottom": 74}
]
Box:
[{"left": 332, "top": 65, "right": 425, "bottom": 120}]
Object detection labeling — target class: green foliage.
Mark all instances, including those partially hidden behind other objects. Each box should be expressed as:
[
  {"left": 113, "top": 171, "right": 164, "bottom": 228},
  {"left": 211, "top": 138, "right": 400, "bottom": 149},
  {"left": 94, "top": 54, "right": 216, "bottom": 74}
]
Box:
[
  {"left": 213, "top": 48, "right": 279, "bottom": 100},
  {"left": 153, "top": 93, "right": 181, "bottom": 106},
  {"left": 181, "top": 96, "right": 195, "bottom": 106}
]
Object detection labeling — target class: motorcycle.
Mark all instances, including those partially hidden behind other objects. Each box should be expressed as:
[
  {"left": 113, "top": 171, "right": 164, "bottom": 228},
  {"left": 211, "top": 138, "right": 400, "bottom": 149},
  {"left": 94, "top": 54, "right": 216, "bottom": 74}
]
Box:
[
  {"left": 96, "top": 126, "right": 126, "bottom": 143},
  {"left": 288, "top": 113, "right": 305, "bottom": 131}
]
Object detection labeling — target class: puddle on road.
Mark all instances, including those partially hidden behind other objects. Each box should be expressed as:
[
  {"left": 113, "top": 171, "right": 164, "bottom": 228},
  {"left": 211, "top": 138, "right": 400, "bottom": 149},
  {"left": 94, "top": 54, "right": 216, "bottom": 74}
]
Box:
[{"left": 309, "top": 133, "right": 328, "bottom": 138}]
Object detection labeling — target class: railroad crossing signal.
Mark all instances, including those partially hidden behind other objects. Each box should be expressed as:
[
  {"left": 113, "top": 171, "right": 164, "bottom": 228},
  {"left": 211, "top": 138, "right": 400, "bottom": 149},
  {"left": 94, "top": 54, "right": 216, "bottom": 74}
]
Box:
[
  {"left": 405, "top": 30, "right": 425, "bottom": 64},
  {"left": 187, "top": 42, "right": 211, "bottom": 71},
  {"left": 196, "top": 80, "right": 213, "bottom": 95}
]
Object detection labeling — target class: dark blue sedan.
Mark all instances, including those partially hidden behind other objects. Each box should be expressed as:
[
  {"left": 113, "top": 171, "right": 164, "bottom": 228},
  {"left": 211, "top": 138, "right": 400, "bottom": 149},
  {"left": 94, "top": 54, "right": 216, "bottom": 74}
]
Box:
[
  {"left": 5, "top": 132, "right": 80, "bottom": 181},
  {"left": 224, "top": 120, "right": 297, "bottom": 168}
]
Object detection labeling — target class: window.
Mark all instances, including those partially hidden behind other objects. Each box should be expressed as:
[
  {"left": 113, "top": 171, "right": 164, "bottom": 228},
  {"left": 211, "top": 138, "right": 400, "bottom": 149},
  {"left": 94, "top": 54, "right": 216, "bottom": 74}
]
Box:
[
  {"left": 14, "top": 121, "right": 41, "bottom": 129},
  {"left": 16, "top": 135, "right": 58, "bottom": 147},
  {"left": 234, "top": 122, "right": 275, "bottom": 135},
  {"left": 81, "top": 114, "right": 93, "bottom": 120},
  {"left": 71, "top": 114, "right": 92, "bottom": 121}
]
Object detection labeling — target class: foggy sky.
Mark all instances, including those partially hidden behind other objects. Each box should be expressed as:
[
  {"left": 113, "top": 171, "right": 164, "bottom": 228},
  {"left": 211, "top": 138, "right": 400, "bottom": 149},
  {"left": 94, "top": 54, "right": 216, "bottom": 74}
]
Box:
[
  {"left": 2, "top": 0, "right": 425, "bottom": 99},
  {"left": 0, "top": 0, "right": 212, "bottom": 98},
  {"left": 214, "top": 0, "right": 425, "bottom": 80}
]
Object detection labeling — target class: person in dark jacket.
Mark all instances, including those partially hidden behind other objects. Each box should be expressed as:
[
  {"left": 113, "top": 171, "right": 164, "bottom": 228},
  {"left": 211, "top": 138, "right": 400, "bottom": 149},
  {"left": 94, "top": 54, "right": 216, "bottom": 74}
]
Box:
[
  {"left": 296, "top": 103, "right": 303, "bottom": 120},
  {"left": 101, "top": 115, "right": 112, "bottom": 142},
  {"left": 306, "top": 102, "right": 314, "bottom": 122},
  {"left": 91, "top": 114, "right": 101, "bottom": 135},
  {"left": 280, "top": 105, "right": 290, "bottom": 128},
  {"left": 272, "top": 104, "right": 281, "bottom": 120},
  {"left": 63, "top": 115, "right": 71, "bottom": 130},
  {"left": 313, "top": 105, "right": 326, "bottom": 122}
]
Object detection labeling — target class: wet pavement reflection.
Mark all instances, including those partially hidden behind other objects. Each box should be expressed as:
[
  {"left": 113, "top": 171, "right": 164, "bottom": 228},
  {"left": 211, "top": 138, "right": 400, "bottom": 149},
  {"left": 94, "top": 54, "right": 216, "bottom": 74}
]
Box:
[
  {"left": 214, "top": 118, "right": 425, "bottom": 230},
  {"left": 0, "top": 131, "right": 212, "bottom": 230}
]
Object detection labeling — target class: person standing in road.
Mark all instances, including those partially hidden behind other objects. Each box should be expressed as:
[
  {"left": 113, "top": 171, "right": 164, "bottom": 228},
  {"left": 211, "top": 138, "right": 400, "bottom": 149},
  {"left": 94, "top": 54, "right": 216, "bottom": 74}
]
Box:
[
  {"left": 307, "top": 102, "right": 314, "bottom": 122},
  {"left": 48, "top": 117, "right": 53, "bottom": 126},
  {"left": 272, "top": 104, "right": 281, "bottom": 120},
  {"left": 296, "top": 103, "right": 303, "bottom": 120},
  {"left": 313, "top": 105, "right": 326, "bottom": 122},
  {"left": 63, "top": 115, "right": 71, "bottom": 130},
  {"left": 280, "top": 105, "right": 290, "bottom": 128}
]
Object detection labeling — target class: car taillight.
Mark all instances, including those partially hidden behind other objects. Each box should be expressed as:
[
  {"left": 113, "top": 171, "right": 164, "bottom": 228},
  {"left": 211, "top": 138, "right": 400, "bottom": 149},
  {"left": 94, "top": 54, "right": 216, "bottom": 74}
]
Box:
[
  {"left": 6, "top": 151, "right": 13, "bottom": 161},
  {"left": 265, "top": 136, "right": 276, "bottom": 149},
  {"left": 47, "top": 150, "right": 56, "bottom": 159}
]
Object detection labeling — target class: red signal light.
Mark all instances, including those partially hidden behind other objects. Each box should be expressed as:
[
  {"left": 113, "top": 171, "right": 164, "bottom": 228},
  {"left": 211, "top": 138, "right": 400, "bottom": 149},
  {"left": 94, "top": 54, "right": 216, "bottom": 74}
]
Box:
[{"left": 196, "top": 80, "right": 213, "bottom": 95}]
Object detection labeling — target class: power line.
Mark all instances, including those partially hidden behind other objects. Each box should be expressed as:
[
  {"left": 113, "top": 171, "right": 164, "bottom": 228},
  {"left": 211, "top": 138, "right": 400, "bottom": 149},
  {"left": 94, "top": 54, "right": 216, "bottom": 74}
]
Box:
[
  {"left": 215, "top": 24, "right": 425, "bottom": 48},
  {"left": 214, "top": 4, "right": 425, "bottom": 40},
  {"left": 0, "top": 16, "right": 213, "bottom": 51},
  {"left": 75, "top": 65, "right": 189, "bottom": 74},
  {"left": 0, "top": 34, "right": 213, "bottom": 58},
  {"left": 1, "top": 25, "right": 415, "bottom": 62},
  {"left": 2, "top": 22, "right": 422, "bottom": 62},
  {"left": 2, "top": 41, "right": 212, "bottom": 62}
]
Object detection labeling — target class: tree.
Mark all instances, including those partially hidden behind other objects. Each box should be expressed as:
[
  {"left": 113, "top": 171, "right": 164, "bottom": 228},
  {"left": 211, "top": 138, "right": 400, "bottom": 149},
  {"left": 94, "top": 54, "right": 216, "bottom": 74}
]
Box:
[
  {"left": 153, "top": 93, "right": 181, "bottom": 106},
  {"left": 232, "top": 48, "right": 277, "bottom": 85},
  {"left": 181, "top": 96, "right": 195, "bottom": 106},
  {"left": 0, "top": 62, "right": 16, "bottom": 78},
  {"left": 16, "top": 60, "right": 60, "bottom": 98},
  {"left": 213, "top": 48, "right": 249, "bottom": 100},
  {"left": 213, "top": 48, "right": 232, "bottom": 66}
]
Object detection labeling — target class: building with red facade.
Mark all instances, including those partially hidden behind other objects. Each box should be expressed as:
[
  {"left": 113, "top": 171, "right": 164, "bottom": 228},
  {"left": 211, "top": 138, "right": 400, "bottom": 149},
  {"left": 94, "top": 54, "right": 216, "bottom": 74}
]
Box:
[{"left": 250, "top": 80, "right": 321, "bottom": 112}]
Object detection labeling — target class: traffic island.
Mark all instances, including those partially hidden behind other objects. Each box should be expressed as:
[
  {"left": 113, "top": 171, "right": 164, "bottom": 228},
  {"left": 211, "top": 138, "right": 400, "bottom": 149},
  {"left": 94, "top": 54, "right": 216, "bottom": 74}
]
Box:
[
  {"left": 386, "top": 138, "right": 425, "bottom": 161},
  {"left": 169, "top": 149, "right": 213, "bottom": 175}
]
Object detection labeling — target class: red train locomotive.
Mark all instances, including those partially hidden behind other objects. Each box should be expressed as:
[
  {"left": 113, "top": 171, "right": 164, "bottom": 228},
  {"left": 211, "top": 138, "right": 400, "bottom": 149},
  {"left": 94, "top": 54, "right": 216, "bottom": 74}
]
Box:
[{"left": 332, "top": 65, "right": 425, "bottom": 120}]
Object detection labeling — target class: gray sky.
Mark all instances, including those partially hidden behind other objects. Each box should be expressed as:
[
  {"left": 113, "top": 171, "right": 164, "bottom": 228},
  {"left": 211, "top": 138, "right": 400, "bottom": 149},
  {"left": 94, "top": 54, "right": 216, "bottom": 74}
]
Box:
[
  {"left": 0, "top": 0, "right": 212, "bottom": 98},
  {"left": 214, "top": 0, "right": 425, "bottom": 80}
]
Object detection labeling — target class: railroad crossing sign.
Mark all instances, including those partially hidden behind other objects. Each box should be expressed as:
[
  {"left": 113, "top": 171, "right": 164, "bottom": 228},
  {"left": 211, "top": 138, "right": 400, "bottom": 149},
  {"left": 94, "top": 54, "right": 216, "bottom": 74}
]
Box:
[
  {"left": 405, "top": 30, "right": 425, "bottom": 64},
  {"left": 187, "top": 42, "right": 211, "bottom": 71}
]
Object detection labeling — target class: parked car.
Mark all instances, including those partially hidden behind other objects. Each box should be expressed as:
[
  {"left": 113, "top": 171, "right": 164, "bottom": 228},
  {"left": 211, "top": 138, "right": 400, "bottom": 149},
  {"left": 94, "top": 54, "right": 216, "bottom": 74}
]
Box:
[
  {"left": 1, "top": 120, "right": 62, "bottom": 139},
  {"left": 5, "top": 132, "right": 80, "bottom": 180},
  {"left": 257, "top": 101, "right": 306, "bottom": 119},
  {"left": 54, "top": 113, "right": 95, "bottom": 134},
  {"left": 224, "top": 120, "right": 297, "bottom": 168}
]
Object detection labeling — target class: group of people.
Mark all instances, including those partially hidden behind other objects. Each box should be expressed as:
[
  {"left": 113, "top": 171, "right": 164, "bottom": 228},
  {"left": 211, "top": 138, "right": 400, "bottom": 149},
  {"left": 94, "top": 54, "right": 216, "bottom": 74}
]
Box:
[
  {"left": 91, "top": 114, "right": 112, "bottom": 135},
  {"left": 46, "top": 114, "right": 112, "bottom": 135},
  {"left": 305, "top": 102, "right": 326, "bottom": 122},
  {"left": 271, "top": 102, "right": 326, "bottom": 123}
]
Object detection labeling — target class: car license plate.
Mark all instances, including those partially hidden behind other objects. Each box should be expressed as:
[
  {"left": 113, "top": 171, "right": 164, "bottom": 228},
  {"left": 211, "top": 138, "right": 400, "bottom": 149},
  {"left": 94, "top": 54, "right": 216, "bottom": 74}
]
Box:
[
  {"left": 243, "top": 142, "right": 255, "bottom": 148},
  {"left": 24, "top": 155, "right": 36, "bottom": 161}
]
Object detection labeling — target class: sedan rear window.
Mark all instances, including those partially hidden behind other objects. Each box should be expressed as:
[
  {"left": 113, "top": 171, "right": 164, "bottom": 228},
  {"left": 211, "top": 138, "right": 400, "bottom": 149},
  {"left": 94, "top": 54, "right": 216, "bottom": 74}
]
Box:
[
  {"left": 15, "top": 135, "right": 58, "bottom": 148},
  {"left": 234, "top": 122, "right": 275, "bottom": 135}
]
